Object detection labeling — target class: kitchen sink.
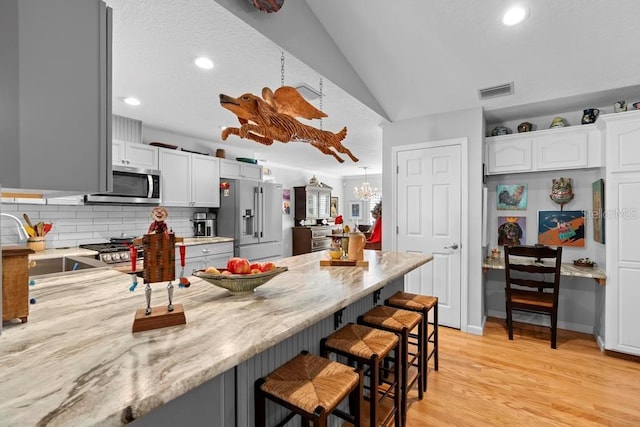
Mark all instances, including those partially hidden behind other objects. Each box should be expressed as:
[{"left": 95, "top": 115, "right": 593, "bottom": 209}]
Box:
[{"left": 29, "top": 256, "right": 109, "bottom": 278}]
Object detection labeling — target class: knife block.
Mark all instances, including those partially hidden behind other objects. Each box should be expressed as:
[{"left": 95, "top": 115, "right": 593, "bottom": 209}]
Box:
[{"left": 2, "top": 246, "right": 35, "bottom": 323}]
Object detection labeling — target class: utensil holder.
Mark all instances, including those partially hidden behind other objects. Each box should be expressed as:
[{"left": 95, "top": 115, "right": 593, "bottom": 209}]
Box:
[{"left": 27, "top": 236, "right": 46, "bottom": 252}]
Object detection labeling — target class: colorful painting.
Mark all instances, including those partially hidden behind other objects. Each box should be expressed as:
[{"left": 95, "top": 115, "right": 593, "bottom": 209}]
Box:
[
  {"left": 538, "top": 210, "right": 585, "bottom": 247},
  {"left": 592, "top": 179, "right": 605, "bottom": 244},
  {"left": 498, "top": 216, "right": 526, "bottom": 246},
  {"left": 282, "top": 189, "right": 290, "bottom": 215},
  {"left": 330, "top": 196, "right": 339, "bottom": 218},
  {"left": 497, "top": 184, "right": 528, "bottom": 210}
]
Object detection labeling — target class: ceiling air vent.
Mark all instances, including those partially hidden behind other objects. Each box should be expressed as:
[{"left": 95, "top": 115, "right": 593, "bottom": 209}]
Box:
[
  {"left": 478, "top": 82, "right": 514, "bottom": 100},
  {"left": 294, "top": 82, "right": 322, "bottom": 100}
]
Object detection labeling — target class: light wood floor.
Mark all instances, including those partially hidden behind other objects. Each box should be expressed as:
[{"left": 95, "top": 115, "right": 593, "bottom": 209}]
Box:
[{"left": 404, "top": 317, "right": 640, "bottom": 426}]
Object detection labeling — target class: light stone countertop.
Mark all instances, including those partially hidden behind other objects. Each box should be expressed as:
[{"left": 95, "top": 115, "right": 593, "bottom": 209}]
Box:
[
  {"left": 179, "top": 236, "right": 234, "bottom": 246},
  {"left": 0, "top": 250, "right": 432, "bottom": 426},
  {"left": 28, "top": 247, "right": 100, "bottom": 260},
  {"left": 482, "top": 256, "right": 606, "bottom": 285}
]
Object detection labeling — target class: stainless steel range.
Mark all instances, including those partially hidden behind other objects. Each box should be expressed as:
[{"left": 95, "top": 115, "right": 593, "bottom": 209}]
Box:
[{"left": 79, "top": 241, "right": 144, "bottom": 265}]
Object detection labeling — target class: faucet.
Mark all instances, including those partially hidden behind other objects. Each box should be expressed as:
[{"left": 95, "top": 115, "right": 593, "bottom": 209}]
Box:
[{"left": 1, "top": 213, "right": 30, "bottom": 242}]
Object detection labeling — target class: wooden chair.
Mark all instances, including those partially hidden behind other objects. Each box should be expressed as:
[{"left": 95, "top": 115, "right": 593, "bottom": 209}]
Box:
[{"left": 504, "top": 245, "right": 563, "bottom": 349}]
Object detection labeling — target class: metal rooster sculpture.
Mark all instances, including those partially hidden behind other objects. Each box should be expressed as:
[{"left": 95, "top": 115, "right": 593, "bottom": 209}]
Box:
[{"left": 219, "top": 86, "right": 358, "bottom": 163}]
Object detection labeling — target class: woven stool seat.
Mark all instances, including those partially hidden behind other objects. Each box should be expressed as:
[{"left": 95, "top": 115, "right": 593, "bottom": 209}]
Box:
[
  {"left": 261, "top": 352, "right": 359, "bottom": 415},
  {"left": 387, "top": 292, "right": 437, "bottom": 311},
  {"left": 256, "top": 351, "right": 362, "bottom": 427},
  {"left": 386, "top": 291, "right": 439, "bottom": 394},
  {"left": 324, "top": 323, "right": 399, "bottom": 359},
  {"left": 361, "top": 305, "right": 422, "bottom": 332}
]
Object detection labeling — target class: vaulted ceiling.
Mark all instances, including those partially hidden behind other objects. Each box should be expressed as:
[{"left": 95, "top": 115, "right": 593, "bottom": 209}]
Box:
[{"left": 108, "top": 0, "right": 640, "bottom": 178}]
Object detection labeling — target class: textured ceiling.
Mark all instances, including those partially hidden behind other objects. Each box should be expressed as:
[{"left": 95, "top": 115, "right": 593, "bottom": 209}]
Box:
[
  {"left": 107, "top": 0, "right": 640, "bottom": 178},
  {"left": 107, "top": 0, "right": 383, "bottom": 178}
]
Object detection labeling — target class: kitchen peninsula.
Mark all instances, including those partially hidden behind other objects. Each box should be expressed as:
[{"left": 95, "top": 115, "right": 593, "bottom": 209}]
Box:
[{"left": 0, "top": 250, "right": 432, "bottom": 426}]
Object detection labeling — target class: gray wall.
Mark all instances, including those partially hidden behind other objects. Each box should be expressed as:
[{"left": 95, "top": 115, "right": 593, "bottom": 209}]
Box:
[{"left": 382, "top": 107, "right": 485, "bottom": 334}]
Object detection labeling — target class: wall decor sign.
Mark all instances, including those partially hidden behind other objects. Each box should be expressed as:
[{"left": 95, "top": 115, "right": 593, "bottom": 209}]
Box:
[
  {"left": 592, "top": 179, "right": 605, "bottom": 243},
  {"left": 282, "top": 189, "right": 290, "bottom": 215},
  {"left": 538, "top": 210, "right": 585, "bottom": 247},
  {"left": 348, "top": 200, "right": 362, "bottom": 221},
  {"left": 498, "top": 216, "right": 526, "bottom": 246},
  {"left": 330, "top": 196, "right": 339, "bottom": 218},
  {"left": 497, "top": 184, "right": 527, "bottom": 210}
]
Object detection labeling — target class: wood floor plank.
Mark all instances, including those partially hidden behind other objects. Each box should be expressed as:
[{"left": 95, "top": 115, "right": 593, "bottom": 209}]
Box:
[{"left": 405, "top": 317, "right": 640, "bottom": 426}]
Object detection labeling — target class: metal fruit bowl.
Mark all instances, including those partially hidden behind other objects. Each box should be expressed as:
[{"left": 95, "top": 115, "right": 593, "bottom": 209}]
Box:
[{"left": 193, "top": 266, "right": 288, "bottom": 294}]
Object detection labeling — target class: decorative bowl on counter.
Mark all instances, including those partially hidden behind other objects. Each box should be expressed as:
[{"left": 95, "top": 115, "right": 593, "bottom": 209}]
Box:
[
  {"left": 328, "top": 249, "right": 344, "bottom": 260},
  {"left": 193, "top": 266, "right": 288, "bottom": 294},
  {"left": 573, "top": 258, "right": 596, "bottom": 268}
]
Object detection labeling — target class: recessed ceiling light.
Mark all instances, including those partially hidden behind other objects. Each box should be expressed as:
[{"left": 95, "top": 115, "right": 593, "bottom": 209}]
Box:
[
  {"left": 123, "top": 97, "right": 141, "bottom": 106},
  {"left": 194, "top": 57, "right": 214, "bottom": 69},
  {"left": 503, "top": 6, "right": 528, "bottom": 26}
]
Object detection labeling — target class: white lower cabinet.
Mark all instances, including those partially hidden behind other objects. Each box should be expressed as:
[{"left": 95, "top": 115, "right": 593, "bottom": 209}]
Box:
[
  {"left": 176, "top": 242, "right": 233, "bottom": 275},
  {"left": 159, "top": 148, "right": 220, "bottom": 207}
]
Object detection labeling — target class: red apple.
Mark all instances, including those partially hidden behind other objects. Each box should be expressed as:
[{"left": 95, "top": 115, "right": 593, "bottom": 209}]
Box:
[
  {"left": 260, "top": 261, "right": 276, "bottom": 272},
  {"left": 250, "top": 262, "right": 263, "bottom": 271},
  {"left": 250, "top": 268, "right": 262, "bottom": 274},
  {"left": 227, "top": 257, "right": 251, "bottom": 274}
]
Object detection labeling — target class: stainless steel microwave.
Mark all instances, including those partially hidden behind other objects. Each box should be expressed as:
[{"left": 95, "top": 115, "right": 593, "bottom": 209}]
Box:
[{"left": 85, "top": 165, "right": 161, "bottom": 204}]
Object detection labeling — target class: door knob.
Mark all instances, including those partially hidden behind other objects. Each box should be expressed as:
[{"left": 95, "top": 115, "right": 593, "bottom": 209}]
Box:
[{"left": 444, "top": 243, "right": 459, "bottom": 250}]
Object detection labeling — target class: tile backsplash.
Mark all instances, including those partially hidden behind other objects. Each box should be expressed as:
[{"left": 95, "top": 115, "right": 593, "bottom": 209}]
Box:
[{"left": 1, "top": 203, "right": 201, "bottom": 247}]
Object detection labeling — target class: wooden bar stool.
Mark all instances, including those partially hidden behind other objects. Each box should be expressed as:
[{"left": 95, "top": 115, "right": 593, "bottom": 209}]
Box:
[
  {"left": 385, "top": 291, "right": 439, "bottom": 392},
  {"left": 255, "top": 351, "right": 363, "bottom": 427},
  {"left": 358, "top": 305, "right": 423, "bottom": 425},
  {"left": 321, "top": 323, "right": 401, "bottom": 427}
]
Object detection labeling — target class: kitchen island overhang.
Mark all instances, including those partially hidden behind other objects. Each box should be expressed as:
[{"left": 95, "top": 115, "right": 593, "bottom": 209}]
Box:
[{"left": 0, "top": 250, "right": 433, "bottom": 426}]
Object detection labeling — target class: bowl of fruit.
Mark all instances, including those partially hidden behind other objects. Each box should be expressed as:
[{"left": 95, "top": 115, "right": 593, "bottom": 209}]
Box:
[{"left": 193, "top": 257, "right": 287, "bottom": 294}]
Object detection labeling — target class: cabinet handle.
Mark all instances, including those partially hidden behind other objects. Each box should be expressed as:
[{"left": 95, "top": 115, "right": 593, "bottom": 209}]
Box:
[{"left": 202, "top": 249, "right": 210, "bottom": 254}]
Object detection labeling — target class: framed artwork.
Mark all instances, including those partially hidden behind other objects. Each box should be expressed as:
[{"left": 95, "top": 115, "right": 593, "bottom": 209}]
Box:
[
  {"left": 330, "top": 196, "right": 339, "bottom": 218},
  {"left": 538, "top": 210, "right": 585, "bottom": 247},
  {"left": 498, "top": 216, "right": 526, "bottom": 246},
  {"left": 592, "top": 179, "right": 605, "bottom": 243},
  {"left": 282, "top": 189, "right": 290, "bottom": 215},
  {"left": 348, "top": 200, "right": 362, "bottom": 220},
  {"left": 497, "top": 184, "right": 527, "bottom": 210}
]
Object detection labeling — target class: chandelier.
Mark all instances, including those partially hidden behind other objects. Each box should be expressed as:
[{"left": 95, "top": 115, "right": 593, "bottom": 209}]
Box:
[{"left": 353, "top": 167, "right": 379, "bottom": 201}]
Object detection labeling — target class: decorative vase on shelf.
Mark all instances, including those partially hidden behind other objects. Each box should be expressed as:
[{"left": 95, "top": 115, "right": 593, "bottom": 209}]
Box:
[
  {"left": 517, "top": 122, "right": 533, "bottom": 133},
  {"left": 549, "top": 117, "right": 568, "bottom": 128},
  {"left": 581, "top": 108, "right": 599, "bottom": 124},
  {"left": 614, "top": 100, "right": 627, "bottom": 113},
  {"left": 491, "top": 126, "right": 510, "bottom": 136}
]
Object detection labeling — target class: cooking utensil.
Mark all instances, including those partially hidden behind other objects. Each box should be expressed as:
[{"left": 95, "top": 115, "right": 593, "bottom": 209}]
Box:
[
  {"left": 23, "top": 213, "right": 35, "bottom": 230},
  {"left": 24, "top": 225, "right": 35, "bottom": 237},
  {"left": 43, "top": 223, "right": 52, "bottom": 235},
  {"left": 36, "top": 222, "right": 45, "bottom": 237}
]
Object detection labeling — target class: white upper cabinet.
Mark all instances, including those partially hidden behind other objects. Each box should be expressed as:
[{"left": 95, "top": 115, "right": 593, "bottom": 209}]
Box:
[
  {"left": 0, "top": 0, "right": 112, "bottom": 194},
  {"left": 485, "top": 124, "right": 601, "bottom": 175},
  {"left": 600, "top": 110, "right": 640, "bottom": 173},
  {"left": 159, "top": 148, "right": 220, "bottom": 207},
  {"left": 191, "top": 155, "right": 220, "bottom": 208},
  {"left": 112, "top": 140, "right": 159, "bottom": 170},
  {"left": 486, "top": 138, "right": 533, "bottom": 174},
  {"left": 219, "top": 159, "right": 263, "bottom": 181}
]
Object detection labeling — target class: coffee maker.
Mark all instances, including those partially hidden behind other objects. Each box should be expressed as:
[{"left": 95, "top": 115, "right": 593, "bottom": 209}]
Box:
[{"left": 192, "top": 212, "right": 216, "bottom": 237}]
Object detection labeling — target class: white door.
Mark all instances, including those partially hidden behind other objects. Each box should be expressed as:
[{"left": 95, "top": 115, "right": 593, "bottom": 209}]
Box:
[{"left": 395, "top": 140, "right": 462, "bottom": 328}]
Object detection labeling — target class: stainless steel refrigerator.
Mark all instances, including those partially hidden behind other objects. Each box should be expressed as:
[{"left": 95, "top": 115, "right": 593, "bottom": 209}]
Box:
[{"left": 217, "top": 179, "right": 283, "bottom": 262}]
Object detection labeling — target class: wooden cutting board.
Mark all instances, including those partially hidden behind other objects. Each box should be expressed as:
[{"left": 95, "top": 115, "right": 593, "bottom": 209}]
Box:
[{"left": 319, "top": 259, "right": 369, "bottom": 267}]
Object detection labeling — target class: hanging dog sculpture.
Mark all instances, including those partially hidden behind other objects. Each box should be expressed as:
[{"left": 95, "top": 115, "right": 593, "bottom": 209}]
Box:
[{"left": 219, "top": 86, "right": 358, "bottom": 163}]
